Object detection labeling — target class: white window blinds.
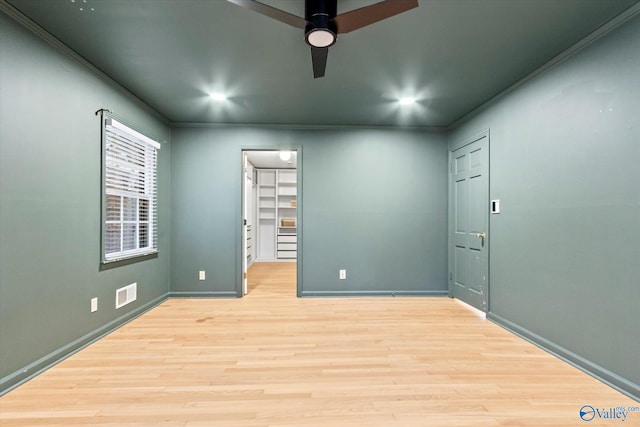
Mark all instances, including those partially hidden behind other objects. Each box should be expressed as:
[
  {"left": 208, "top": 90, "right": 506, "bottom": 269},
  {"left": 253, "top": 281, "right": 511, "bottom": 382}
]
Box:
[{"left": 102, "top": 117, "right": 160, "bottom": 262}]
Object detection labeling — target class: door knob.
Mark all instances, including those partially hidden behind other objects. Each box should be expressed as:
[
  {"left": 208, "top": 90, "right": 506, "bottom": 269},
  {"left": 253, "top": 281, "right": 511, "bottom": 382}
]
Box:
[{"left": 476, "top": 232, "right": 486, "bottom": 245}]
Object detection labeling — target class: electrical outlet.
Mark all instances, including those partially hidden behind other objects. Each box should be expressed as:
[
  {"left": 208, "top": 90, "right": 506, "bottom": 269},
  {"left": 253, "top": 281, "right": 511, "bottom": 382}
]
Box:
[
  {"left": 339, "top": 269, "right": 346, "bottom": 280},
  {"left": 90, "top": 297, "right": 98, "bottom": 313},
  {"left": 199, "top": 270, "right": 206, "bottom": 281}
]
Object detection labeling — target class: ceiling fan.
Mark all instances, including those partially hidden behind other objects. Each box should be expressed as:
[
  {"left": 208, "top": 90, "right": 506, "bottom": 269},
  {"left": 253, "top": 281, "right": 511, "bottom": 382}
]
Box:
[{"left": 227, "top": 0, "right": 419, "bottom": 78}]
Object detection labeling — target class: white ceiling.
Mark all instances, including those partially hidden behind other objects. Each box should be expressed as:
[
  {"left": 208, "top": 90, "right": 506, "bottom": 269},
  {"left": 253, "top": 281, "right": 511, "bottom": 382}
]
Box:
[{"left": 247, "top": 150, "right": 297, "bottom": 169}]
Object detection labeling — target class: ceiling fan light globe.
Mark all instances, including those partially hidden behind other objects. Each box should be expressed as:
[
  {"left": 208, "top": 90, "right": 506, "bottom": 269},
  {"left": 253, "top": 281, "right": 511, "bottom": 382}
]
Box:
[
  {"left": 306, "top": 29, "right": 336, "bottom": 48},
  {"left": 279, "top": 151, "right": 292, "bottom": 161}
]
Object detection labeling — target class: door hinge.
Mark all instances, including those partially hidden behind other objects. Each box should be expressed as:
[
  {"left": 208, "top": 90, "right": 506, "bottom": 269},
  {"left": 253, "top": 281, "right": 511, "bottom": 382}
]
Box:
[
  {"left": 243, "top": 272, "right": 247, "bottom": 279},
  {"left": 449, "top": 272, "right": 452, "bottom": 281},
  {"left": 244, "top": 219, "right": 247, "bottom": 226}
]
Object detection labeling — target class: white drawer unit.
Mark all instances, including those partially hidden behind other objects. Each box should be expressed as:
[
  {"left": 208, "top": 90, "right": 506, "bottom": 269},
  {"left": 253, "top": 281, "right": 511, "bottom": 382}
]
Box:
[
  {"left": 278, "top": 235, "right": 297, "bottom": 243},
  {"left": 277, "top": 251, "right": 297, "bottom": 259},
  {"left": 277, "top": 243, "right": 297, "bottom": 251},
  {"left": 276, "top": 233, "right": 297, "bottom": 260},
  {"left": 278, "top": 226, "right": 296, "bottom": 235}
]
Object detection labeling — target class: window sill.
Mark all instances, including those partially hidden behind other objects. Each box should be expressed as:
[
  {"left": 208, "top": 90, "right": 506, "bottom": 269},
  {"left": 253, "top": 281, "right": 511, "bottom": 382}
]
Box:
[{"left": 99, "top": 251, "right": 158, "bottom": 271}]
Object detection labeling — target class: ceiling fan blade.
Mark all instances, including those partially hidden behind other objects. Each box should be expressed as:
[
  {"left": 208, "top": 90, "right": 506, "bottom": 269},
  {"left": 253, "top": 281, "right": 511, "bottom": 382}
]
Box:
[
  {"left": 310, "top": 47, "right": 329, "bottom": 78},
  {"left": 334, "top": 0, "right": 418, "bottom": 34},
  {"left": 226, "top": 0, "right": 306, "bottom": 29}
]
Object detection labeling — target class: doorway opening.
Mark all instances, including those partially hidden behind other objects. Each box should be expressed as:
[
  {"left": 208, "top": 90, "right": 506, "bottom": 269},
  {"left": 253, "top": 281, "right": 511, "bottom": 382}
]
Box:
[{"left": 242, "top": 149, "right": 299, "bottom": 297}]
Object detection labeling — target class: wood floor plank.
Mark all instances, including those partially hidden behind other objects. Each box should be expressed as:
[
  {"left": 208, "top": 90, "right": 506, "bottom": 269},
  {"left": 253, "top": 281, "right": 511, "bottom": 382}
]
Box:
[{"left": 1, "top": 262, "right": 637, "bottom": 426}]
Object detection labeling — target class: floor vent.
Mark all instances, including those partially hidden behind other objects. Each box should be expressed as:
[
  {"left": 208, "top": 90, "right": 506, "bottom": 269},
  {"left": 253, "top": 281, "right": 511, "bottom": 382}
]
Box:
[{"left": 115, "top": 283, "right": 137, "bottom": 309}]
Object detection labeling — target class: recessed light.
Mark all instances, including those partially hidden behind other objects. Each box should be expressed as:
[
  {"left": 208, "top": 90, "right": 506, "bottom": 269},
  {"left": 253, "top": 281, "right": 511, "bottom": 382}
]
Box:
[
  {"left": 209, "top": 92, "right": 227, "bottom": 102},
  {"left": 399, "top": 97, "right": 416, "bottom": 106}
]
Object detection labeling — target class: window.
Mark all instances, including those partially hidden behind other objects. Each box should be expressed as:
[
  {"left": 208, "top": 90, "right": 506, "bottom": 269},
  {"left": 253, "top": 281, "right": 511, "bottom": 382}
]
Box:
[{"left": 101, "top": 117, "right": 160, "bottom": 262}]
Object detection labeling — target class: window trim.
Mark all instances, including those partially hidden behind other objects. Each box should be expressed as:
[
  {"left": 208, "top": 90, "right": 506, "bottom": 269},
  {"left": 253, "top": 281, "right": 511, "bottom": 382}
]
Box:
[{"left": 100, "top": 115, "right": 160, "bottom": 264}]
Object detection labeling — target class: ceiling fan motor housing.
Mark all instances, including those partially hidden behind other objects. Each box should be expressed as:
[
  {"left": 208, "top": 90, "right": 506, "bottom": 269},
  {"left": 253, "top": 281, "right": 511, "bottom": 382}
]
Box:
[
  {"left": 225, "top": 0, "right": 420, "bottom": 77},
  {"left": 305, "top": 0, "right": 337, "bottom": 47}
]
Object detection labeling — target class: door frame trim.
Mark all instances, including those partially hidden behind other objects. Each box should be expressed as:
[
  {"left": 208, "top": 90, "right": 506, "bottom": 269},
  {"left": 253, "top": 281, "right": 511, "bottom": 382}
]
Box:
[
  {"left": 447, "top": 129, "right": 490, "bottom": 312},
  {"left": 238, "top": 146, "right": 303, "bottom": 298}
]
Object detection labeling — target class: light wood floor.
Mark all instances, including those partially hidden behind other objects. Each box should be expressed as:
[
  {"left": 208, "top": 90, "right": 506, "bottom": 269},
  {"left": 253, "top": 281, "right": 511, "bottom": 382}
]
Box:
[{"left": 1, "top": 262, "right": 637, "bottom": 426}]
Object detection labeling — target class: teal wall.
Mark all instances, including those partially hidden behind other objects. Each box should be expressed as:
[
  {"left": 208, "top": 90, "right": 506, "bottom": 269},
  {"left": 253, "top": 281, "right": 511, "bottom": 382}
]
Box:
[
  {"left": 449, "top": 14, "right": 640, "bottom": 399},
  {"left": 170, "top": 127, "right": 449, "bottom": 297},
  {"left": 0, "top": 13, "right": 171, "bottom": 392},
  {"left": 2, "top": 2, "right": 639, "bottom": 402}
]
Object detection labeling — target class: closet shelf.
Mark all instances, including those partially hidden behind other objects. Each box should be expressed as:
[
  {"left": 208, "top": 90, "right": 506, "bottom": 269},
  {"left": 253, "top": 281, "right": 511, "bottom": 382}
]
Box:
[{"left": 257, "top": 168, "right": 297, "bottom": 261}]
